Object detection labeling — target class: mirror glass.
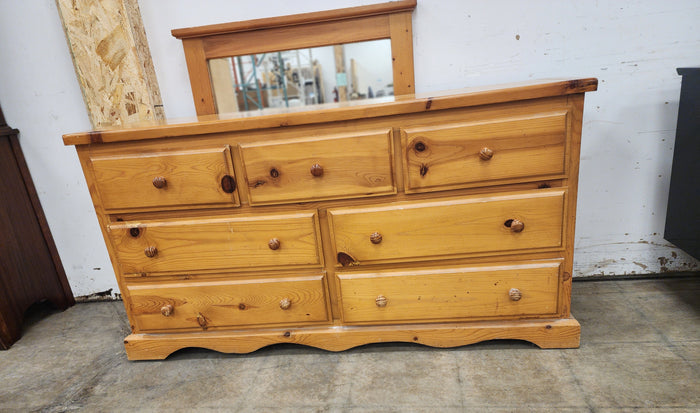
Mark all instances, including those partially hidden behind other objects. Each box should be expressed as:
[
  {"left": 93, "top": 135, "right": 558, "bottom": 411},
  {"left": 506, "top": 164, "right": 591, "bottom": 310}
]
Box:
[{"left": 207, "top": 39, "right": 393, "bottom": 113}]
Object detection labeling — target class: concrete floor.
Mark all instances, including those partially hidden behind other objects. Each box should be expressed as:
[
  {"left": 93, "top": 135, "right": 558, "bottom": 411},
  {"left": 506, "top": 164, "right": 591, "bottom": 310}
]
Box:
[{"left": 0, "top": 277, "right": 698, "bottom": 412}]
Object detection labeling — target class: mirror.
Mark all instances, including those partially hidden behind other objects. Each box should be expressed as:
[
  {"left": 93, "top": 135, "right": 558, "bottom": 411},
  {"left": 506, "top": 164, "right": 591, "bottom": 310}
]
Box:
[
  {"left": 208, "top": 39, "right": 394, "bottom": 113},
  {"left": 173, "top": 0, "right": 416, "bottom": 116}
]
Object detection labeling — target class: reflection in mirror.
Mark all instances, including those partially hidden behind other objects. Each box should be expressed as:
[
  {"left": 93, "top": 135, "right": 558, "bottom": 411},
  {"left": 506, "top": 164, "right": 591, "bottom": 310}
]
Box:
[{"left": 207, "top": 39, "right": 393, "bottom": 113}]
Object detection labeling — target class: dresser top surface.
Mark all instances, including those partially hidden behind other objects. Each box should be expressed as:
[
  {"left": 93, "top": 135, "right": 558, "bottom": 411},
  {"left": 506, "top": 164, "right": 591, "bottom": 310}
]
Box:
[{"left": 62, "top": 78, "right": 597, "bottom": 146}]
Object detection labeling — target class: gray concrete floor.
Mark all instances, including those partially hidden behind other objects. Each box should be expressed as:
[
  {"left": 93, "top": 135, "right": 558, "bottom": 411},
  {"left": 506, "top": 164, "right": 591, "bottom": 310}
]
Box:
[{"left": 0, "top": 277, "right": 698, "bottom": 412}]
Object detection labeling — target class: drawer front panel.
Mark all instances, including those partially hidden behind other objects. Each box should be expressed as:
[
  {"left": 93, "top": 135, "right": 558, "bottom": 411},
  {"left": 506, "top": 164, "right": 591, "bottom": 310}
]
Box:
[
  {"left": 328, "top": 189, "right": 565, "bottom": 266},
  {"left": 338, "top": 261, "right": 561, "bottom": 323},
  {"left": 402, "top": 112, "right": 567, "bottom": 192},
  {"left": 91, "top": 146, "right": 239, "bottom": 211},
  {"left": 240, "top": 130, "right": 395, "bottom": 205},
  {"left": 127, "top": 275, "right": 329, "bottom": 331},
  {"left": 109, "top": 212, "right": 321, "bottom": 274}
]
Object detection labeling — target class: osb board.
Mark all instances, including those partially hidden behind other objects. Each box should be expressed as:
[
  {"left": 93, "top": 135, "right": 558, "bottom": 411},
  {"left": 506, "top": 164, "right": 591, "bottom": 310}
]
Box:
[{"left": 56, "top": 0, "right": 164, "bottom": 127}]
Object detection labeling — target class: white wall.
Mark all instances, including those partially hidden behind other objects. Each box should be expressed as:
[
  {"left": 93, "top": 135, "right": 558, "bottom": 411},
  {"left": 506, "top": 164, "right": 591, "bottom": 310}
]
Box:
[
  {"left": 0, "top": 0, "right": 697, "bottom": 297},
  {"left": 0, "top": 0, "right": 114, "bottom": 296}
]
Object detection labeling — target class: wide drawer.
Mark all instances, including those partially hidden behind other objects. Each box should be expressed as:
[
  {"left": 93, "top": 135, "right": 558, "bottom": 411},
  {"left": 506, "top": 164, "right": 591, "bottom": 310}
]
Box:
[
  {"left": 90, "top": 146, "right": 239, "bottom": 211},
  {"left": 328, "top": 188, "right": 565, "bottom": 266},
  {"left": 127, "top": 274, "right": 329, "bottom": 332},
  {"left": 109, "top": 211, "right": 322, "bottom": 275},
  {"left": 239, "top": 129, "right": 396, "bottom": 205},
  {"left": 338, "top": 261, "right": 561, "bottom": 324},
  {"left": 402, "top": 112, "right": 568, "bottom": 192}
]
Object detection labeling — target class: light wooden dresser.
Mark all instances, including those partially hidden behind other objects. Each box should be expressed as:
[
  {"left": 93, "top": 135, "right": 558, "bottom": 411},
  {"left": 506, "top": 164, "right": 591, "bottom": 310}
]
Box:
[{"left": 64, "top": 79, "right": 597, "bottom": 360}]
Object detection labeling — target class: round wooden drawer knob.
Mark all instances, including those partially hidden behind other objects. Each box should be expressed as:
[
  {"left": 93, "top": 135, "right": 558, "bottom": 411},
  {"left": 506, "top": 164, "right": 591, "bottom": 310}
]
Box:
[
  {"left": 509, "top": 219, "right": 525, "bottom": 233},
  {"left": 144, "top": 246, "right": 158, "bottom": 258},
  {"left": 375, "top": 295, "right": 388, "bottom": 308},
  {"left": 268, "top": 238, "right": 281, "bottom": 250},
  {"left": 370, "top": 232, "right": 383, "bottom": 244},
  {"left": 161, "top": 304, "right": 174, "bottom": 317},
  {"left": 509, "top": 288, "right": 523, "bottom": 301},
  {"left": 152, "top": 176, "right": 167, "bottom": 188},
  {"left": 279, "top": 298, "right": 292, "bottom": 310},
  {"left": 479, "top": 147, "right": 494, "bottom": 160},
  {"left": 310, "top": 163, "right": 324, "bottom": 177}
]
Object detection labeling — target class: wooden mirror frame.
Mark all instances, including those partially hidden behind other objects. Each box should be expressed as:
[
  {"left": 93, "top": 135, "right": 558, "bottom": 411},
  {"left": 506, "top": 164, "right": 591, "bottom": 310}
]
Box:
[{"left": 172, "top": 0, "right": 416, "bottom": 116}]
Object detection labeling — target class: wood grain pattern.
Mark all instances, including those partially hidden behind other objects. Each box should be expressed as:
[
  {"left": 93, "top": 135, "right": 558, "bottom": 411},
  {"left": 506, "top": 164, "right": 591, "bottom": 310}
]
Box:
[
  {"left": 123, "top": 317, "right": 580, "bottom": 360},
  {"left": 559, "top": 94, "right": 586, "bottom": 317},
  {"left": 240, "top": 129, "right": 395, "bottom": 205},
  {"left": 389, "top": 11, "right": 414, "bottom": 96},
  {"left": 201, "top": 16, "right": 391, "bottom": 59},
  {"left": 63, "top": 79, "right": 597, "bottom": 145},
  {"left": 182, "top": 38, "right": 216, "bottom": 116},
  {"left": 337, "top": 261, "right": 561, "bottom": 324},
  {"left": 64, "top": 82, "right": 596, "bottom": 359},
  {"left": 127, "top": 274, "right": 328, "bottom": 332},
  {"left": 328, "top": 189, "right": 566, "bottom": 266},
  {"left": 402, "top": 112, "right": 568, "bottom": 192},
  {"left": 90, "top": 146, "right": 239, "bottom": 211},
  {"left": 109, "top": 211, "right": 322, "bottom": 275}
]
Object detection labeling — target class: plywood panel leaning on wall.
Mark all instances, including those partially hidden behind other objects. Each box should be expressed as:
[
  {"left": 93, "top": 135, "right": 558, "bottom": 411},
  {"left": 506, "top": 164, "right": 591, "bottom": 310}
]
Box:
[{"left": 56, "top": 0, "right": 164, "bottom": 127}]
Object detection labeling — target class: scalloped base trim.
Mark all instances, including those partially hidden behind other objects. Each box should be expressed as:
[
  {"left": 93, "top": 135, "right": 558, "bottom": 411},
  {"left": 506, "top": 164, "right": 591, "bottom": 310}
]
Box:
[{"left": 123, "top": 317, "right": 580, "bottom": 360}]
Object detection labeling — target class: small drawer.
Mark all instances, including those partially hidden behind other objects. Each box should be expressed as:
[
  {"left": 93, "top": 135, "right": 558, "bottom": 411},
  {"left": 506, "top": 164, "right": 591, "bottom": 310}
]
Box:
[
  {"left": 127, "top": 274, "right": 329, "bottom": 332},
  {"left": 240, "top": 129, "right": 396, "bottom": 205},
  {"left": 402, "top": 112, "right": 568, "bottom": 192},
  {"left": 338, "top": 261, "right": 561, "bottom": 324},
  {"left": 90, "top": 146, "right": 239, "bottom": 211},
  {"left": 328, "top": 188, "right": 565, "bottom": 266},
  {"left": 109, "top": 211, "right": 322, "bottom": 275}
]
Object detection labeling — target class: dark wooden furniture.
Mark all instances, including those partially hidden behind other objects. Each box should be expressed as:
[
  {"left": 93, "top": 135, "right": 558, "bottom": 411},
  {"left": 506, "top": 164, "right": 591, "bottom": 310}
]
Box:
[
  {"left": 0, "top": 105, "right": 74, "bottom": 349},
  {"left": 665, "top": 68, "right": 700, "bottom": 260}
]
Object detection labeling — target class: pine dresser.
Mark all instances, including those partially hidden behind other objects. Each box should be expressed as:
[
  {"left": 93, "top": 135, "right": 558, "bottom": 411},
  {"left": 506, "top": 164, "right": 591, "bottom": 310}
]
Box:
[{"left": 64, "top": 78, "right": 597, "bottom": 360}]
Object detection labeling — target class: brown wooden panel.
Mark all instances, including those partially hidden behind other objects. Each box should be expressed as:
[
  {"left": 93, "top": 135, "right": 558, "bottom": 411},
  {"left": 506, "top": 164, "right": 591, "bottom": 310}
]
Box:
[
  {"left": 240, "top": 129, "right": 396, "bottom": 205},
  {"left": 202, "top": 15, "right": 390, "bottom": 59},
  {"left": 91, "top": 146, "right": 239, "bottom": 211},
  {"left": 402, "top": 111, "right": 568, "bottom": 192},
  {"left": 0, "top": 128, "right": 73, "bottom": 349},
  {"left": 182, "top": 38, "right": 217, "bottom": 116},
  {"left": 338, "top": 261, "right": 561, "bottom": 323},
  {"left": 328, "top": 189, "right": 566, "bottom": 266},
  {"left": 389, "top": 11, "right": 414, "bottom": 96},
  {"left": 123, "top": 317, "right": 580, "bottom": 359},
  {"left": 127, "top": 274, "right": 329, "bottom": 332},
  {"left": 109, "top": 211, "right": 322, "bottom": 275},
  {"left": 62, "top": 79, "right": 598, "bottom": 146}
]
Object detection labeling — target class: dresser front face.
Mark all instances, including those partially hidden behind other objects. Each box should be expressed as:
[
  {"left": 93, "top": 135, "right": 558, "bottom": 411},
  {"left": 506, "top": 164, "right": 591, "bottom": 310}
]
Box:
[{"left": 72, "top": 91, "right": 587, "bottom": 358}]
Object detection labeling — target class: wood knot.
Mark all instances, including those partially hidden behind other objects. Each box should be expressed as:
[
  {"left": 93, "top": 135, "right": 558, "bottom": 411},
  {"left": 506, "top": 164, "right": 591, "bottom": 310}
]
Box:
[{"left": 419, "top": 163, "right": 429, "bottom": 177}]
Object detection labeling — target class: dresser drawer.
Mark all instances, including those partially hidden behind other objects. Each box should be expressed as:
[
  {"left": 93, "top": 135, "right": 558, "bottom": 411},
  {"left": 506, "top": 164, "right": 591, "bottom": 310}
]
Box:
[
  {"left": 127, "top": 274, "right": 329, "bottom": 332},
  {"left": 338, "top": 261, "right": 561, "bottom": 324},
  {"left": 328, "top": 188, "right": 565, "bottom": 266},
  {"left": 91, "top": 146, "right": 239, "bottom": 211},
  {"left": 240, "top": 129, "right": 395, "bottom": 205},
  {"left": 109, "top": 211, "right": 321, "bottom": 275},
  {"left": 402, "top": 112, "right": 568, "bottom": 192}
]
